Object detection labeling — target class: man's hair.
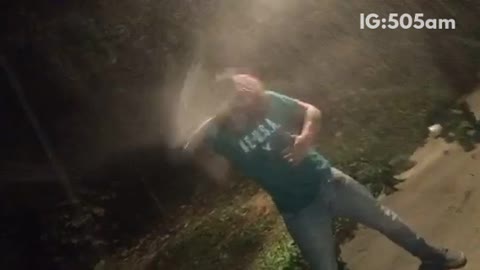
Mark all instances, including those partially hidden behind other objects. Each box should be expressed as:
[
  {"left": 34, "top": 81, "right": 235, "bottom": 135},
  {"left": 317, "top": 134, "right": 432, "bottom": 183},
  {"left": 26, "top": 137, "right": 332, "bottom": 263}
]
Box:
[
  {"left": 232, "top": 74, "right": 264, "bottom": 93},
  {"left": 213, "top": 73, "right": 264, "bottom": 93}
]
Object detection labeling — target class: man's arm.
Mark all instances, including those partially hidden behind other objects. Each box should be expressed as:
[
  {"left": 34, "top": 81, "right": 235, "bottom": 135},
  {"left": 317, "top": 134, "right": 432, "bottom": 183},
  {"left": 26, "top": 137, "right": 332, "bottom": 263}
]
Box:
[
  {"left": 266, "top": 91, "right": 322, "bottom": 140},
  {"left": 183, "top": 117, "right": 233, "bottom": 186},
  {"left": 296, "top": 100, "right": 322, "bottom": 144},
  {"left": 183, "top": 117, "right": 216, "bottom": 154},
  {"left": 279, "top": 96, "right": 322, "bottom": 165}
]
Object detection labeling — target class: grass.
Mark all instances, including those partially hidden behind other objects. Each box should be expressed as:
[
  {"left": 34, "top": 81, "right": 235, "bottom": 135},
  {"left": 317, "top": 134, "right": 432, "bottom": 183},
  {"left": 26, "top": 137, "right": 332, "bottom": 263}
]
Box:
[
  {"left": 154, "top": 190, "right": 358, "bottom": 270},
  {"left": 156, "top": 183, "right": 278, "bottom": 270}
]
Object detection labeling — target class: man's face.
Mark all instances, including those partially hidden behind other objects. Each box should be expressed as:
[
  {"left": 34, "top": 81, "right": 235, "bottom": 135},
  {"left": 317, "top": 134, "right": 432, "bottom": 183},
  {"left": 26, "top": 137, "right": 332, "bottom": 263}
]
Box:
[
  {"left": 229, "top": 87, "right": 260, "bottom": 113},
  {"left": 229, "top": 74, "right": 264, "bottom": 113}
]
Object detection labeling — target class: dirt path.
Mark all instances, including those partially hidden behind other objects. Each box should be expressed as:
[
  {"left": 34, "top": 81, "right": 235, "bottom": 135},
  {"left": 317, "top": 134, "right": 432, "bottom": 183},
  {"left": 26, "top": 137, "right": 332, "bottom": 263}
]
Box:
[{"left": 341, "top": 90, "right": 480, "bottom": 270}]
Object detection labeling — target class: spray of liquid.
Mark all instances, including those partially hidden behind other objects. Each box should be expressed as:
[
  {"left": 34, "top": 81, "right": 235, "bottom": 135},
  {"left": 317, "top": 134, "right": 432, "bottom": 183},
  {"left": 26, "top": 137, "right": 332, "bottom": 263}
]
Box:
[
  {"left": 169, "top": 1, "right": 297, "bottom": 148},
  {"left": 168, "top": 0, "right": 455, "bottom": 152}
]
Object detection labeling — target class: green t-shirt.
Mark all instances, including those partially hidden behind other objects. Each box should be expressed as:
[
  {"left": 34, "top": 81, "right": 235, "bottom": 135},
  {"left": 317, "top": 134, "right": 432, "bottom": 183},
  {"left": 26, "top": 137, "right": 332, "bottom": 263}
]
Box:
[{"left": 206, "top": 91, "right": 332, "bottom": 214}]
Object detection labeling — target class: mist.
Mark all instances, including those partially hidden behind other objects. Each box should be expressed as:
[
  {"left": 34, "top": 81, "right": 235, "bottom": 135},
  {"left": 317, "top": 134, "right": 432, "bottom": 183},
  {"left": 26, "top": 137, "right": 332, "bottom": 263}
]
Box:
[{"left": 171, "top": 0, "right": 478, "bottom": 149}]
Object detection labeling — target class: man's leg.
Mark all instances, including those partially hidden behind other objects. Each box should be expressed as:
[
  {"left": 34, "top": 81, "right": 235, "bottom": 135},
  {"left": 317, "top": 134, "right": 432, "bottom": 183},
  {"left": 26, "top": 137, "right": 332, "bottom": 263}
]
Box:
[
  {"left": 281, "top": 195, "right": 337, "bottom": 270},
  {"left": 328, "top": 168, "right": 467, "bottom": 268}
]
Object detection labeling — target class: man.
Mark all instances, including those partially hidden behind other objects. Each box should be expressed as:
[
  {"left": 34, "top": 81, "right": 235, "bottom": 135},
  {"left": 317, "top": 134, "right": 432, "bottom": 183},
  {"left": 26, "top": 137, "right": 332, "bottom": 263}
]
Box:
[{"left": 183, "top": 73, "right": 467, "bottom": 270}]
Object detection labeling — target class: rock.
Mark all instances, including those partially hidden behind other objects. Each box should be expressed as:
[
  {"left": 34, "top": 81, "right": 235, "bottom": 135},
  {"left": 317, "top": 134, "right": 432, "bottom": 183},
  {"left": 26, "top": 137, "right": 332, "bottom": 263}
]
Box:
[{"left": 428, "top": 124, "right": 443, "bottom": 137}]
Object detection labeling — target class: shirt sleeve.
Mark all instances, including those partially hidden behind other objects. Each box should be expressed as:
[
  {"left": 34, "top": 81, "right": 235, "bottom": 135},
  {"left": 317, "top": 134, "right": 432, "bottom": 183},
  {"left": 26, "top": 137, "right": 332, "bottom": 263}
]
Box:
[{"left": 266, "top": 91, "right": 305, "bottom": 119}]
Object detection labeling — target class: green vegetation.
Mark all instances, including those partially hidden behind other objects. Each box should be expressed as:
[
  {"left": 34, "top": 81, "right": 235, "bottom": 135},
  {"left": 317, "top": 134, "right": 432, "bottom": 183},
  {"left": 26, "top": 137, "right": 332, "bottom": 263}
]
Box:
[{"left": 433, "top": 101, "right": 480, "bottom": 151}]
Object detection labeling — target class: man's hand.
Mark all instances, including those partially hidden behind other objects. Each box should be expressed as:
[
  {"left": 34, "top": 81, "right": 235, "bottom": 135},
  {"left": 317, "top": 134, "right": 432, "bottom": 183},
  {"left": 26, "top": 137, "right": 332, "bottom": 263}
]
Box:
[
  {"left": 282, "top": 133, "right": 314, "bottom": 165},
  {"left": 282, "top": 99, "right": 321, "bottom": 165}
]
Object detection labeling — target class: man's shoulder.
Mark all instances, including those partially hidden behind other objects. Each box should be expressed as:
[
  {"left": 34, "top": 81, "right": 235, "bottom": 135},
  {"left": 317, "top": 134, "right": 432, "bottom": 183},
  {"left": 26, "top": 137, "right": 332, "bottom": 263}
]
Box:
[
  {"left": 265, "top": 90, "right": 278, "bottom": 96},
  {"left": 264, "top": 90, "right": 283, "bottom": 102},
  {"left": 265, "top": 90, "right": 293, "bottom": 99}
]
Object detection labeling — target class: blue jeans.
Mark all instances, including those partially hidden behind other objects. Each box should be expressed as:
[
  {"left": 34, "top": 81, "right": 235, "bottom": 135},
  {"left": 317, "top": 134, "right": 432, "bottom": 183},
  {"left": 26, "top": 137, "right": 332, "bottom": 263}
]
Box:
[{"left": 281, "top": 168, "right": 437, "bottom": 270}]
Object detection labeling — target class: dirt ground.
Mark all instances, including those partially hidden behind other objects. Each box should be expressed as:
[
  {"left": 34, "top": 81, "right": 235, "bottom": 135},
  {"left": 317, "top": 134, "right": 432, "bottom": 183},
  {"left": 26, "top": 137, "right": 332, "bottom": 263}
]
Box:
[{"left": 341, "top": 89, "right": 480, "bottom": 270}]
